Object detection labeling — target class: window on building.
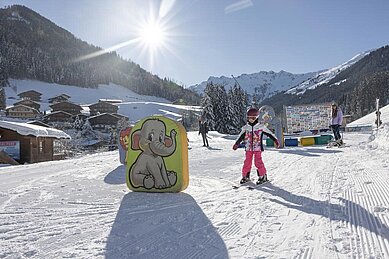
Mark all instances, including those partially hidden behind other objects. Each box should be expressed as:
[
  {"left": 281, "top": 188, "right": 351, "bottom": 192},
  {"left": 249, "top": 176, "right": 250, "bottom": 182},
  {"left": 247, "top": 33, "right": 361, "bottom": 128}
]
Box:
[{"left": 53, "top": 140, "right": 66, "bottom": 155}]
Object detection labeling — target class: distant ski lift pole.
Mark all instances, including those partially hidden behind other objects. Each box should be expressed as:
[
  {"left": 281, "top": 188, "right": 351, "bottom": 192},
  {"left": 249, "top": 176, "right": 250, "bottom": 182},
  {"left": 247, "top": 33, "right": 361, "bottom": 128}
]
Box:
[
  {"left": 375, "top": 98, "right": 382, "bottom": 129},
  {"left": 231, "top": 74, "right": 241, "bottom": 88}
]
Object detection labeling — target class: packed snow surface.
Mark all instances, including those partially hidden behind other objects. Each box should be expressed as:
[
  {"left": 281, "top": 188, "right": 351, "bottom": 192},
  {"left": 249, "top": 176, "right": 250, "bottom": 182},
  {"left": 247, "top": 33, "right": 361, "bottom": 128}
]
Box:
[{"left": 1, "top": 130, "right": 389, "bottom": 258}]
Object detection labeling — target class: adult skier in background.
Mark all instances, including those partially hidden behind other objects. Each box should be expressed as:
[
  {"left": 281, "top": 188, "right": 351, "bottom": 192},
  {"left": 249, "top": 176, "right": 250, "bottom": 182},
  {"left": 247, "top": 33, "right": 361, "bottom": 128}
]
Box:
[
  {"left": 330, "top": 102, "right": 343, "bottom": 146},
  {"left": 232, "top": 108, "right": 280, "bottom": 185},
  {"left": 198, "top": 117, "right": 209, "bottom": 147}
]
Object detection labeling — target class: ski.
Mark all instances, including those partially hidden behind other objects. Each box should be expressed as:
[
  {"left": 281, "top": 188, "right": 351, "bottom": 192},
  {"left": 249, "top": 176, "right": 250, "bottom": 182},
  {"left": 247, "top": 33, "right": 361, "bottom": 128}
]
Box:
[
  {"left": 232, "top": 183, "right": 251, "bottom": 189},
  {"left": 327, "top": 144, "right": 347, "bottom": 148},
  {"left": 327, "top": 141, "right": 347, "bottom": 148},
  {"left": 247, "top": 180, "right": 270, "bottom": 189},
  {"left": 232, "top": 180, "right": 270, "bottom": 189}
]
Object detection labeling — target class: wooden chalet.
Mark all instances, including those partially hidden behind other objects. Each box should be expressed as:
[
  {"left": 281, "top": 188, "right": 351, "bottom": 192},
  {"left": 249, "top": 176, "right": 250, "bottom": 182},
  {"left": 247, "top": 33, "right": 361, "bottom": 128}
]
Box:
[
  {"left": 50, "top": 101, "right": 82, "bottom": 115},
  {"left": 48, "top": 94, "right": 71, "bottom": 103},
  {"left": 0, "top": 121, "right": 70, "bottom": 164},
  {"left": 14, "top": 99, "right": 41, "bottom": 111},
  {"left": 17, "top": 90, "right": 42, "bottom": 102},
  {"left": 111, "top": 113, "right": 129, "bottom": 121},
  {"left": 89, "top": 101, "right": 119, "bottom": 116},
  {"left": 6, "top": 104, "right": 40, "bottom": 119},
  {"left": 88, "top": 113, "right": 121, "bottom": 132},
  {"left": 43, "top": 111, "right": 74, "bottom": 123}
]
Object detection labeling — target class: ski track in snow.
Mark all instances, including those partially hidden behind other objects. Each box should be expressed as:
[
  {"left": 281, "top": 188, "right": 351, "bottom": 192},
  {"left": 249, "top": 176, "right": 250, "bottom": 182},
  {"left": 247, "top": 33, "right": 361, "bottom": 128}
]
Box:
[{"left": 0, "top": 132, "right": 389, "bottom": 258}]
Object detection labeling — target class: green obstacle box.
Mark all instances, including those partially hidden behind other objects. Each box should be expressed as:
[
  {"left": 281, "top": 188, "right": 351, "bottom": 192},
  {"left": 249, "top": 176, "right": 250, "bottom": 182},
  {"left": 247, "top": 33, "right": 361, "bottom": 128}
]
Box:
[
  {"left": 266, "top": 138, "right": 274, "bottom": 147},
  {"left": 314, "top": 135, "right": 333, "bottom": 145}
]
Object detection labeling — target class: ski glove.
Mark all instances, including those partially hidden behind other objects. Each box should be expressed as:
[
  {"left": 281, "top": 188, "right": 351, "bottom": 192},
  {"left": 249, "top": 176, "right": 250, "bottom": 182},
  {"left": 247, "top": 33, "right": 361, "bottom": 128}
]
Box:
[
  {"left": 275, "top": 140, "right": 280, "bottom": 149},
  {"left": 232, "top": 143, "right": 239, "bottom": 150}
]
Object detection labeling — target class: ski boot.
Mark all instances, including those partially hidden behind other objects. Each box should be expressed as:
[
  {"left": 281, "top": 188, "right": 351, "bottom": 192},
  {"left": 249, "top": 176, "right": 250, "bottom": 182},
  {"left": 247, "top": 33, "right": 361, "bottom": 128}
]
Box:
[
  {"left": 336, "top": 139, "right": 344, "bottom": 147},
  {"left": 256, "top": 174, "right": 268, "bottom": 185},
  {"left": 240, "top": 173, "right": 251, "bottom": 184}
]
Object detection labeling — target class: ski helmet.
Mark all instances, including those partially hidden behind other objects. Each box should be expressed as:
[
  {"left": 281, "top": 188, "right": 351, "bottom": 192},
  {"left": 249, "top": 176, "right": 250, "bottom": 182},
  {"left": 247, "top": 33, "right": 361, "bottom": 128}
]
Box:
[{"left": 247, "top": 108, "right": 259, "bottom": 119}]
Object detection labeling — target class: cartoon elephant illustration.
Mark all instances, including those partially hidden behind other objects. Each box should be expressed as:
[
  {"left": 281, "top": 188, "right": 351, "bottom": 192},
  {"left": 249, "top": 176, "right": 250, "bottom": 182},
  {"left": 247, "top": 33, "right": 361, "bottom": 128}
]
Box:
[{"left": 129, "top": 119, "right": 178, "bottom": 189}]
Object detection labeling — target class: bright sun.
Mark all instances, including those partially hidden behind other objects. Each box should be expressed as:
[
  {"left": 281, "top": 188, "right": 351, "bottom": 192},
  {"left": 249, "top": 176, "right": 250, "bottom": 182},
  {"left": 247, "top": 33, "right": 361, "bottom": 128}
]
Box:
[{"left": 140, "top": 22, "right": 166, "bottom": 49}]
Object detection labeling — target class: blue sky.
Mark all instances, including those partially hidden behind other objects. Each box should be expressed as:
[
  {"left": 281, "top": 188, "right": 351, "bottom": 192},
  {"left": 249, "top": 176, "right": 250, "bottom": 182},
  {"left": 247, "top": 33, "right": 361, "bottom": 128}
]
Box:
[{"left": 2, "top": 0, "right": 389, "bottom": 87}]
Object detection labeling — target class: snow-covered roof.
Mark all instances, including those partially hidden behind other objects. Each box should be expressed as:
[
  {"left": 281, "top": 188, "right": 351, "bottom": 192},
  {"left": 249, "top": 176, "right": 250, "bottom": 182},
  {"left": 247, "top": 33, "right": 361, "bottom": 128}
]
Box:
[{"left": 0, "top": 121, "right": 71, "bottom": 139}]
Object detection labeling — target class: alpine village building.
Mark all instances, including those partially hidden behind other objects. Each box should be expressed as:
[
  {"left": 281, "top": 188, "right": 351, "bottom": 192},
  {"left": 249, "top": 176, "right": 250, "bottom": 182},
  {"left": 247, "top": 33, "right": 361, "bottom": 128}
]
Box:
[{"left": 0, "top": 121, "right": 70, "bottom": 164}]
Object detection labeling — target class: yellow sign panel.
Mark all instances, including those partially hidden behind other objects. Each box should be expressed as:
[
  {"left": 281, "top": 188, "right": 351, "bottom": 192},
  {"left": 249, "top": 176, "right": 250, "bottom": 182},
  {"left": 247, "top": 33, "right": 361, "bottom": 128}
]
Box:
[{"left": 126, "top": 116, "right": 189, "bottom": 192}]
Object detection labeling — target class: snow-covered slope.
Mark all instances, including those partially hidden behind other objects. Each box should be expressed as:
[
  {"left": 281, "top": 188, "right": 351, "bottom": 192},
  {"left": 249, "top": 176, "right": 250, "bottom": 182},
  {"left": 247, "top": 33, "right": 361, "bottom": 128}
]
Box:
[
  {"left": 4, "top": 79, "right": 201, "bottom": 123},
  {"left": 286, "top": 50, "right": 372, "bottom": 95},
  {"left": 1, "top": 130, "right": 389, "bottom": 258},
  {"left": 347, "top": 103, "right": 389, "bottom": 128},
  {"left": 189, "top": 70, "right": 317, "bottom": 102}
]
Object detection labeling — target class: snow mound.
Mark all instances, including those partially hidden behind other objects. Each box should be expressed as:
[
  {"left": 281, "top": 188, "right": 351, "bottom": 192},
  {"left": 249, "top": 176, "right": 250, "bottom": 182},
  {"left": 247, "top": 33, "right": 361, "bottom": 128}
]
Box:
[{"left": 366, "top": 124, "right": 389, "bottom": 151}]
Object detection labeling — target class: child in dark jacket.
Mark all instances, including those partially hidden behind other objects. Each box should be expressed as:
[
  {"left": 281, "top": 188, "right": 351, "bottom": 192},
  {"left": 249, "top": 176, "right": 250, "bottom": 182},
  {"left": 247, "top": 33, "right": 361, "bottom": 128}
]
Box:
[{"left": 233, "top": 108, "right": 280, "bottom": 185}]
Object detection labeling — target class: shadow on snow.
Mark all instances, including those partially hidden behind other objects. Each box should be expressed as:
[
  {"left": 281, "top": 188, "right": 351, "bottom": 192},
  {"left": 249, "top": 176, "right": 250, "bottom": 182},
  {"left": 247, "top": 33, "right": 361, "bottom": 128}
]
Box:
[
  {"left": 104, "top": 192, "right": 228, "bottom": 259},
  {"left": 104, "top": 165, "right": 126, "bottom": 185},
  {"left": 274, "top": 147, "right": 342, "bottom": 157},
  {"left": 255, "top": 183, "right": 389, "bottom": 241}
]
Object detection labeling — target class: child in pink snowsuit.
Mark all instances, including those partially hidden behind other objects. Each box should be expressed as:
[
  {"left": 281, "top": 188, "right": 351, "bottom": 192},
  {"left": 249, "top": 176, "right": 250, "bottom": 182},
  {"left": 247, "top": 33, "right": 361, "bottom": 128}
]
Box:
[{"left": 233, "top": 108, "right": 280, "bottom": 185}]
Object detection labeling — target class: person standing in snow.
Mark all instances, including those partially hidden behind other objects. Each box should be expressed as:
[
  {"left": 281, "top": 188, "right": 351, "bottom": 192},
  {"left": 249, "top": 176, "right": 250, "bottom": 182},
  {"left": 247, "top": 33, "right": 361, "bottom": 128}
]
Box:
[
  {"left": 232, "top": 107, "right": 280, "bottom": 185},
  {"left": 198, "top": 117, "right": 209, "bottom": 147},
  {"left": 330, "top": 101, "right": 343, "bottom": 146}
]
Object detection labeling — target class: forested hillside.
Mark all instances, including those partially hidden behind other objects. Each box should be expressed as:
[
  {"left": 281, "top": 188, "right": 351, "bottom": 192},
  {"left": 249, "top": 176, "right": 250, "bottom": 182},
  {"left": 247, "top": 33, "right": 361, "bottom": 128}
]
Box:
[{"left": 0, "top": 5, "right": 200, "bottom": 104}]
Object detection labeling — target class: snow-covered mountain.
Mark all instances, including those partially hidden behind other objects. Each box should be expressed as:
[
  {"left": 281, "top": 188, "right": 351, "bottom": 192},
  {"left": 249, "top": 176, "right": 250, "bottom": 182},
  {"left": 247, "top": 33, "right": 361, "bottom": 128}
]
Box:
[
  {"left": 189, "top": 50, "right": 373, "bottom": 102},
  {"left": 286, "top": 50, "right": 373, "bottom": 95},
  {"left": 189, "top": 70, "right": 317, "bottom": 102}
]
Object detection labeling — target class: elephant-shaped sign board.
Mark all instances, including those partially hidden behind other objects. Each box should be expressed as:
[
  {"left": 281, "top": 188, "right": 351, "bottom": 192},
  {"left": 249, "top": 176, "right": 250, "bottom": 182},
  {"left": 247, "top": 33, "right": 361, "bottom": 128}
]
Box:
[{"left": 126, "top": 116, "right": 189, "bottom": 192}]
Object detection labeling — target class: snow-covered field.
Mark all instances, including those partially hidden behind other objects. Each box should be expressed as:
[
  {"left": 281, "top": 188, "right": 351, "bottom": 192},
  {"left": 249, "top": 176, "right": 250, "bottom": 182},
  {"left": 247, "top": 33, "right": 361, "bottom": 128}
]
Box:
[{"left": 1, "top": 129, "right": 389, "bottom": 258}]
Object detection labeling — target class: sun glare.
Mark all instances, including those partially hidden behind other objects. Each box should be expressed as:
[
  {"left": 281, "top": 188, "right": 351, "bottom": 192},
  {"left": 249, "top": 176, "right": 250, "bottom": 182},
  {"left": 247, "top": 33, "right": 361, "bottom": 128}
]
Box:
[
  {"left": 73, "top": 1, "right": 177, "bottom": 69},
  {"left": 140, "top": 22, "right": 166, "bottom": 49}
]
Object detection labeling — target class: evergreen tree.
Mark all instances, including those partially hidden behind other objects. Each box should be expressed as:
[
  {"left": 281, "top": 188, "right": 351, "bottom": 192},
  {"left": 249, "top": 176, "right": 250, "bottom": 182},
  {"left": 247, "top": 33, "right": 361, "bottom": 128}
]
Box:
[
  {"left": 0, "top": 87, "right": 5, "bottom": 110},
  {"left": 80, "top": 120, "right": 97, "bottom": 140},
  {"left": 201, "top": 82, "right": 216, "bottom": 130},
  {"left": 201, "top": 82, "right": 249, "bottom": 134},
  {"left": 72, "top": 115, "right": 84, "bottom": 131},
  {"left": 213, "top": 84, "right": 229, "bottom": 133},
  {"left": 229, "top": 83, "right": 249, "bottom": 132},
  {"left": 117, "top": 117, "right": 131, "bottom": 130}
]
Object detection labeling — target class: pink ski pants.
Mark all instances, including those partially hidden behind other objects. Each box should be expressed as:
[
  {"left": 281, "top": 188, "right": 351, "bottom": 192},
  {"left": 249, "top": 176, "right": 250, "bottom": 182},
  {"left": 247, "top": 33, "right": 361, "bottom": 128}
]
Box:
[{"left": 242, "top": 151, "right": 266, "bottom": 177}]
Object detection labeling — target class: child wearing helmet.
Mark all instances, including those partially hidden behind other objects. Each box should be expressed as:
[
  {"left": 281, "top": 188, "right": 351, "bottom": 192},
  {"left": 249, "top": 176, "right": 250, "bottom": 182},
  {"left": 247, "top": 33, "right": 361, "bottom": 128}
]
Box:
[{"left": 232, "top": 107, "right": 280, "bottom": 185}]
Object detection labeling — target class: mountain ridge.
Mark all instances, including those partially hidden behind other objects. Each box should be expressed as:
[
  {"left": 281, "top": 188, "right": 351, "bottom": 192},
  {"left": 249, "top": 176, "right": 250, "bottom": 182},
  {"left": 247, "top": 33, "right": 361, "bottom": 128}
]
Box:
[
  {"left": 260, "top": 45, "right": 389, "bottom": 118},
  {"left": 189, "top": 70, "right": 318, "bottom": 103}
]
